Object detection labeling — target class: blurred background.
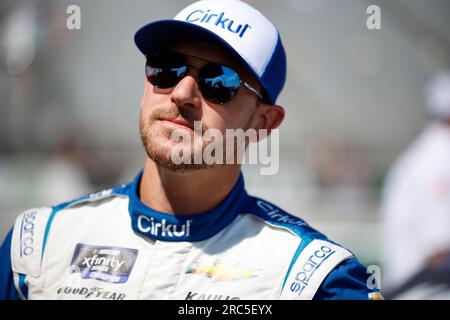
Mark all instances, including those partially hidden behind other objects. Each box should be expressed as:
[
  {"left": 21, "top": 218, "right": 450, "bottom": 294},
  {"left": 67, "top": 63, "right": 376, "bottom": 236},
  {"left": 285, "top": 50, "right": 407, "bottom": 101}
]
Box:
[{"left": 1, "top": 0, "right": 449, "bottom": 294}]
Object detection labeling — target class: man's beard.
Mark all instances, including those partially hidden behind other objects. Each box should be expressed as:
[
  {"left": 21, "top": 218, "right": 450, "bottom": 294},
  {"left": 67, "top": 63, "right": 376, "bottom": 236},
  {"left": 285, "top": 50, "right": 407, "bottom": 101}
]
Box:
[{"left": 140, "top": 106, "right": 245, "bottom": 173}]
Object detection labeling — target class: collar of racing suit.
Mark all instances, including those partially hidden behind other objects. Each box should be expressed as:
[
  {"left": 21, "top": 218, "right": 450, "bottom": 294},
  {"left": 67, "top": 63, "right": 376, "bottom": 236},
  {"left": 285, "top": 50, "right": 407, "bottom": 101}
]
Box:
[{"left": 127, "top": 171, "right": 252, "bottom": 242}]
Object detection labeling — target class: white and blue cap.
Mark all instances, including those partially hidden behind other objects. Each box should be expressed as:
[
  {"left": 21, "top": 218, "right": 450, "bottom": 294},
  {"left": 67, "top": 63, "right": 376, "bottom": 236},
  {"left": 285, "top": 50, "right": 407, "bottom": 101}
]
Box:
[{"left": 134, "top": 0, "right": 287, "bottom": 104}]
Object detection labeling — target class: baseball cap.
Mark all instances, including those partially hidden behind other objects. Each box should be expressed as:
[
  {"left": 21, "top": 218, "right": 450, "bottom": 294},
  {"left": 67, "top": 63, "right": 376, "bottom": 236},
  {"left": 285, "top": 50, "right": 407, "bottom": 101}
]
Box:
[
  {"left": 425, "top": 70, "right": 450, "bottom": 120},
  {"left": 134, "top": 0, "right": 287, "bottom": 104}
]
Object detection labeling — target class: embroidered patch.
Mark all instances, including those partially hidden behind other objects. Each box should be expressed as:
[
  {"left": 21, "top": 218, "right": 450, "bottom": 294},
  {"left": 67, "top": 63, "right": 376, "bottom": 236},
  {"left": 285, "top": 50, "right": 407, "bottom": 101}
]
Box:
[{"left": 70, "top": 244, "right": 138, "bottom": 284}]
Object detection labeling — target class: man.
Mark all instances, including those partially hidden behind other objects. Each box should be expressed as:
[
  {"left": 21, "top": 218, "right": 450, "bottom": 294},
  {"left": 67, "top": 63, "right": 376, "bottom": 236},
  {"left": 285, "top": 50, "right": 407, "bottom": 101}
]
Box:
[
  {"left": 381, "top": 70, "right": 450, "bottom": 293},
  {"left": 0, "top": 0, "right": 381, "bottom": 300}
]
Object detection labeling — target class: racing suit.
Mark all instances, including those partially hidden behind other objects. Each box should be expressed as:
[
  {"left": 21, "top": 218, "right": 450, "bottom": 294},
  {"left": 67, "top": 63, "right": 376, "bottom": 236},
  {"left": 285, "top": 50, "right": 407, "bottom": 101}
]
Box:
[{"left": 0, "top": 171, "right": 381, "bottom": 300}]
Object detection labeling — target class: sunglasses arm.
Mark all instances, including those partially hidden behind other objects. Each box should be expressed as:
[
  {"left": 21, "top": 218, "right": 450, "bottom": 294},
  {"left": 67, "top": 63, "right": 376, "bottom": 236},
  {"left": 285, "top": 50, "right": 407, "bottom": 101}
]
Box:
[{"left": 242, "top": 81, "right": 264, "bottom": 101}]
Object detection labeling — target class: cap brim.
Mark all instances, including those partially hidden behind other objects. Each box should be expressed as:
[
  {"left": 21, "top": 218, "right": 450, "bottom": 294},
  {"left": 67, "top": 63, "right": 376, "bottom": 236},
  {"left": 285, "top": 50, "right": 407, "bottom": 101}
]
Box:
[{"left": 134, "top": 20, "right": 268, "bottom": 102}]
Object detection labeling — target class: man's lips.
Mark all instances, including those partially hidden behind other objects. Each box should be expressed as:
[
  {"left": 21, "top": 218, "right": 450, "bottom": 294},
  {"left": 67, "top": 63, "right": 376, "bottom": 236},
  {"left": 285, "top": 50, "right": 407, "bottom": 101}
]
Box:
[{"left": 159, "top": 118, "right": 194, "bottom": 130}]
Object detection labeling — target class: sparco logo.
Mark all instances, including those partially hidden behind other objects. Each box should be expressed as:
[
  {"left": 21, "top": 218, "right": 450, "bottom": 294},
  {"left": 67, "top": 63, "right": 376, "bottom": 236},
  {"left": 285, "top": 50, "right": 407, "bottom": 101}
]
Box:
[
  {"left": 70, "top": 244, "right": 138, "bottom": 284},
  {"left": 185, "top": 291, "right": 240, "bottom": 300},
  {"left": 20, "top": 211, "right": 37, "bottom": 256},
  {"left": 137, "top": 215, "right": 192, "bottom": 238},
  {"left": 290, "top": 245, "right": 335, "bottom": 295},
  {"left": 57, "top": 286, "right": 126, "bottom": 300}
]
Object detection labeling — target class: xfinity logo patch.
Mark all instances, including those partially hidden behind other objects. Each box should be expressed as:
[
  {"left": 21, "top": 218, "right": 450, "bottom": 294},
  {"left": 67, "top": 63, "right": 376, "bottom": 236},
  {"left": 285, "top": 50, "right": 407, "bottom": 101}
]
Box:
[
  {"left": 137, "top": 215, "right": 192, "bottom": 238},
  {"left": 290, "top": 245, "right": 334, "bottom": 295},
  {"left": 70, "top": 244, "right": 138, "bottom": 283},
  {"left": 185, "top": 9, "right": 251, "bottom": 38},
  {"left": 82, "top": 254, "right": 124, "bottom": 271}
]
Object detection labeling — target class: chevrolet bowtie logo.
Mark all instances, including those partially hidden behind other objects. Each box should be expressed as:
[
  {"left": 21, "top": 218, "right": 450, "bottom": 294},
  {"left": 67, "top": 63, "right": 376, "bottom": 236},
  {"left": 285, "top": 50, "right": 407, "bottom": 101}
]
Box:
[{"left": 186, "top": 260, "right": 261, "bottom": 282}]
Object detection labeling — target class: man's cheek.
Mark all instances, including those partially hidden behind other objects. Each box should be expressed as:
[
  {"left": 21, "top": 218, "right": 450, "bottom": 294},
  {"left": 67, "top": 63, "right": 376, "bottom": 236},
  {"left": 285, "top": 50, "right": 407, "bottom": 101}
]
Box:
[{"left": 140, "top": 80, "right": 154, "bottom": 109}]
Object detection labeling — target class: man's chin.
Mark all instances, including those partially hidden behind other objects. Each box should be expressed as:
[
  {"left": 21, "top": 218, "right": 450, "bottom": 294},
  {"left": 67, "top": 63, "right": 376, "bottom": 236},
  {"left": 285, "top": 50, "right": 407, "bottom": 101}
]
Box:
[
  {"left": 148, "top": 152, "right": 217, "bottom": 173},
  {"left": 157, "top": 161, "right": 217, "bottom": 173},
  {"left": 143, "top": 143, "right": 213, "bottom": 173}
]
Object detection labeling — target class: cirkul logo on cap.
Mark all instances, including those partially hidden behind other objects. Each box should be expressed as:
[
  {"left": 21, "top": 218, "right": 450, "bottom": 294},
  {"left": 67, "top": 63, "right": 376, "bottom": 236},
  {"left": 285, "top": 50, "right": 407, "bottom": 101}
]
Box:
[{"left": 185, "top": 9, "right": 252, "bottom": 38}]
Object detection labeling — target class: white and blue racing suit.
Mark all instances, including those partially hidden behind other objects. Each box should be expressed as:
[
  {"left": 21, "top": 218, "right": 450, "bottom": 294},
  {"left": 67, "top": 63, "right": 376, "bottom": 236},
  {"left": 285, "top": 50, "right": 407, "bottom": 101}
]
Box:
[{"left": 0, "top": 171, "right": 381, "bottom": 300}]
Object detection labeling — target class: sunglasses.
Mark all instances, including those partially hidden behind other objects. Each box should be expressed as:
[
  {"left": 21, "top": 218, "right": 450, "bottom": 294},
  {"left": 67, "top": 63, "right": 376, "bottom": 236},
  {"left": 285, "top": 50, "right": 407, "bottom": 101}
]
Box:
[{"left": 145, "top": 51, "right": 264, "bottom": 105}]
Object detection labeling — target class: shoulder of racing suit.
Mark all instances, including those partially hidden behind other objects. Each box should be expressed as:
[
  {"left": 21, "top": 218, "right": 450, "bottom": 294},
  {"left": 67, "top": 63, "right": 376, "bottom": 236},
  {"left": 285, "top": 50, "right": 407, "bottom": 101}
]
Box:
[
  {"left": 6, "top": 178, "right": 381, "bottom": 300},
  {"left": 245, "top": 196, "right": 381, "bottom": 300},
  {"left": 8, "top": 184, "right": 129, "bottom": 299}
]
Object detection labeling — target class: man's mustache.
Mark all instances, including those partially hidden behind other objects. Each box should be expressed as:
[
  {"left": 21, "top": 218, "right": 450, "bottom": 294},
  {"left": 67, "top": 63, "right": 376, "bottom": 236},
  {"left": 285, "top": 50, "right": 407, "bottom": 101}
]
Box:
[
  {"left": 150, "top": 106, "right": 206, "bottom": 132},
  {"left": 151, "top": 106, "right": 180, "bottom": 120}
]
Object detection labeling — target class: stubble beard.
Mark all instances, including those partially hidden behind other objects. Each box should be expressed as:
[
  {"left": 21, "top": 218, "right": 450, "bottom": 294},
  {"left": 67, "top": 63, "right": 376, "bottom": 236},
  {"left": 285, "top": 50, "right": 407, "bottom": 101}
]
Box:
[
  {"left": 139, "top": 107, "right": 253, "bottom": 173},
  {"left": 139, "top": 108, "right": 221, "bottom": 172}
]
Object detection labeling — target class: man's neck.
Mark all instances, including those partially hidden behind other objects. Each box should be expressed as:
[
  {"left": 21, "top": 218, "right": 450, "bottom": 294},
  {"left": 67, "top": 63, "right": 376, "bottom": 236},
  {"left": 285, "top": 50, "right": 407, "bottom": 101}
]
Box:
[{"left": 139, "top": 158, "right": 241, "bottom": 215}]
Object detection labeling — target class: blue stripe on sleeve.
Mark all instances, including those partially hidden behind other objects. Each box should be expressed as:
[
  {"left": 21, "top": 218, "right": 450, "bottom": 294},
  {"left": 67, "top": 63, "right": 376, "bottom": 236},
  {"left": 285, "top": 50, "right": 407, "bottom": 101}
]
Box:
[
  {"left": 0, "top": 228, "right": 20, "bottom": 300},
  {"left": 313, "top": 258, "right": 380, "bottom": 300}
]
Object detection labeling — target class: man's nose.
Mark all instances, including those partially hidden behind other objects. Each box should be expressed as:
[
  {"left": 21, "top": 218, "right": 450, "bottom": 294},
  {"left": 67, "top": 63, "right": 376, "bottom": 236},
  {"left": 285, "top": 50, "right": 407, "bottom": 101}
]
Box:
[{"left": 170, "top": 74, "right": 202, "bottom": 109}]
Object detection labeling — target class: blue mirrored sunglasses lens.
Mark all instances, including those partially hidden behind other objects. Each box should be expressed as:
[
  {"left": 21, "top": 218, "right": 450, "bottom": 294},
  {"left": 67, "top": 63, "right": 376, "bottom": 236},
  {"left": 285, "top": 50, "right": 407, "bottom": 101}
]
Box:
[
  {"left": 145, "top": 65, "right": 187, "bottom": 88},
  {"left": 146, "top": 51, "right": 187, "bottom": 88},
  {"left": 199, "top": 65, "right": 240, "bottom": 104}
]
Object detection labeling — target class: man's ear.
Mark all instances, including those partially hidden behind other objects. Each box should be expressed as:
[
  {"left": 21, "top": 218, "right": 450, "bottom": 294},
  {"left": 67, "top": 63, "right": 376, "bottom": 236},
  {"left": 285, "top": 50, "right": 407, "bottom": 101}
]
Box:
[
  {"left": 253, "top": 104, "right": 285, "bottom": 142},
  {"left": 140, "top": 78, "right": 150, "bottom": 109}
]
